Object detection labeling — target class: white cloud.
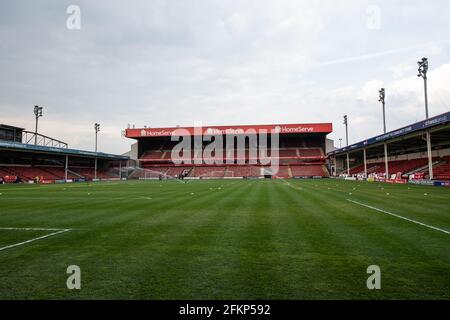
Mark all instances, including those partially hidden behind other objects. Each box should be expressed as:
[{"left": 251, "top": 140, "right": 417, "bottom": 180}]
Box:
[
  {"left": 390, "top": 63, "right": 413, "bottom": 78},
  {"left": 0, "top": 0, "right": 449, "bottom": 153}
]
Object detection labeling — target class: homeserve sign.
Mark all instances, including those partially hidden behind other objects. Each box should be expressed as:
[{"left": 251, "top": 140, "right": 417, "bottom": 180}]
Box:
[
  {"left": 139, "top": 125, "right": 314, "bottom": 137},
  {"left": 139, "top": 129, "right": 173, "bottom": 137},
  {"left": 204, "top": 125, "right": 315, "bottom": 134},
  {"left": 169, "top": 126, "right": 280, "bottom": 174}
]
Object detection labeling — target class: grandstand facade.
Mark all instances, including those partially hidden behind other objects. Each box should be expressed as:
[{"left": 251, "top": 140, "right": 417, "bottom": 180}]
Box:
[
  {"left": 329, "top": 111, "right": 450, "bottom": 183},
  {"left": 125, "top": 123, "right": 333, "bottom": 179},
  {"left": 0, "top": 125, "right": 128, "bottom": 183}
]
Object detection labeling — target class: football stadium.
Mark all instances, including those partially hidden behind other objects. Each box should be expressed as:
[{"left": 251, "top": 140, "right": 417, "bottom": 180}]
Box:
[
  {"left": 1, "top": 1, "right": 450, "bottom": 309},
  {"left": 0, "top": 112, "right": 449, "bottom": 300}
]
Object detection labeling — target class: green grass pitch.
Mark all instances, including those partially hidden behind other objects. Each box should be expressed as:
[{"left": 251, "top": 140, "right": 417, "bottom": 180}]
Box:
[{"left": 0, "top": 179, "right": 449, "bottom": 299}]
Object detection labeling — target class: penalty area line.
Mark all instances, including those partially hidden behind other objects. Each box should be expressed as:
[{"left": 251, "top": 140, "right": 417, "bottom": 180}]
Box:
[
  {"left": 0, "top": 228, "right": 71, "bottom": 252},
  {"left": 346, "top": 199, "right": 450, "bottom": 235}
]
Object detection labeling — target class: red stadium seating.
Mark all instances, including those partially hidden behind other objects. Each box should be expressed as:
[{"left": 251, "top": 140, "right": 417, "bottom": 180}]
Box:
[
  {"left": 0, "top": 165, "right": 117, "bottom": 181},
  {"left": 136, "top": 140, "right": 328, "bottom": 179},
  {"left": 0, "top": 167, "right": 18, "bottom": 183},
  {"left": 140, "top": 164, "right": 329, "bottom": 179},
  {"left": 129, "top": 167, "right": 169, "bottom": 179},
  {"left": 432, "top": 157, "right": 450, "bottom": 180},
  {"left": 3, "top": 166, "right": 59, "bottom": 181},
  {"left": 71, "top": 168, "right": 117, "bottom": 179},
  {"left": 223, "top": 166, "right": 261, "bottom": 177},
  {"left": 0, "top": 167, "right": 12, "bottom": 177},
  {"left": 298, "top": 148, "right": 323, "bottom": 157},
  {"left": 162, "top": 151, "right": 173, "bottom": 160},
  {"left": 349, "top": 164, "right": 364, "bottom": 175},
  {"left": 190, "top": 167, "right": 227, "bottom": 178},
  {"left": 350, "top": 159, "right": 429, "bottom": 176},
  {"left": 274, "top": 166, "right": 290, "bottom": 177},
  {"left": 347, "top": 157, "right": 450, "bottom": 180},
  {"left": 278, "top": 149, "right": 298, "bottom": 157},
  {"left": 291, "top": 165, "right": 327, "bottom": 177},
  {"left": 165, "top": 166, "right": 192, "bottom": 177},
  {"left": 139, "top": 147, "right": 325, "bottom": 163},
  {"left": 40, "top": 167, "right": 79, "bottom": 180},
  {"left": 141, "top": 151, "right": 165, "bottom": 160}
]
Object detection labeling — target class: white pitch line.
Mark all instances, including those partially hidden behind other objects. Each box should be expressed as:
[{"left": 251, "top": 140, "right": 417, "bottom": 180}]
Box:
[
  {"left": 0, "top": 228, "right": 71, "bottom": 252},
  {"left": 0, "top": 227, "right": 67, "bottom": 231},
  {"left": 347, "top": 199, "right": 450, "bottom": 235}
]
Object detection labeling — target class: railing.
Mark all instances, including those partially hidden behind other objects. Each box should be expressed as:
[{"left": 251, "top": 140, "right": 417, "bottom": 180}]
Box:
[{"left": 22, "top": 131, "right": 68, "bottom": 149}]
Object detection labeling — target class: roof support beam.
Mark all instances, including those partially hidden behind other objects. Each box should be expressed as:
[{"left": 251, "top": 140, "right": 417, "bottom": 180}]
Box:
[
  {"left": 65, "top": 155, "right": 69, "bottom": 181},
  {"left": 94, "top": 158, "right": 98, "bottom": 180},
  {"left": 384, "top": 143, "right": 389, "bottom": 178},
  {"left": 347, "top": 153, "right": 350, "bottom": 176},
  {"left": 333, "top": 156, "right": 337, "bottom": 177},
  {"left": 363, "top": 148, "right": 367, "bottom": 178},
  {"left": 426, "top": 131, "right": 433, "bottom": 179}
]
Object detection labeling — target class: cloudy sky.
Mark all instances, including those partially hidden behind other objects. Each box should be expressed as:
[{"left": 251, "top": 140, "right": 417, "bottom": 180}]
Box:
[{"left": 1, "top": 0, "right": 449, "bottom": 154}]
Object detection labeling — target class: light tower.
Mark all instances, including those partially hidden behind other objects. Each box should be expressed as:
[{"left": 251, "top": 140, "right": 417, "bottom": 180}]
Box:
[
  {"left": 417, "top": 57, "right": 429, "bottom": 119},
  {"left": 94, "top": 123, "right": 100, "bottom": 152},
  {"left": 94, "top": 123, "right": 100, "bottom": 180},
  {"left": 378, "top": 88, "right": 386, "bottom": 133},
  {"left": 343, "top": 115, "right": 348, "bottom": 146},
  {"left": 34, "top": 105, "right": 43, "bottom": 145},
  {"left": 343, "top": 115, "right": 350, "bottom": 175},
  {"left": 418, "top": 57, "right": 433, "bottom": 179},
  {"left": 378, "top": 88, "right": 389, "bottom": 179}
]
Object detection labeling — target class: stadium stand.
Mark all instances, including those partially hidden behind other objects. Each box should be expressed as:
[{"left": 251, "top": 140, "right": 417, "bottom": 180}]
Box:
[
  {"left": 330, "top": 111, "right": 450, "bottom": 182},
  {"left": 128, "top": 123, "right": 332, "bottom": 179},
  {"left": 137, "top": 146, "right": 328, "bottom": 178},
  {"left": 0, "top": 123, "right": 127, "bottom": 183},
  {"left": 0, "top": 165, "right": 117, "bottom": 182},
  {"left": 347, "top": 156, "right": 450, "bottom": 180}
]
